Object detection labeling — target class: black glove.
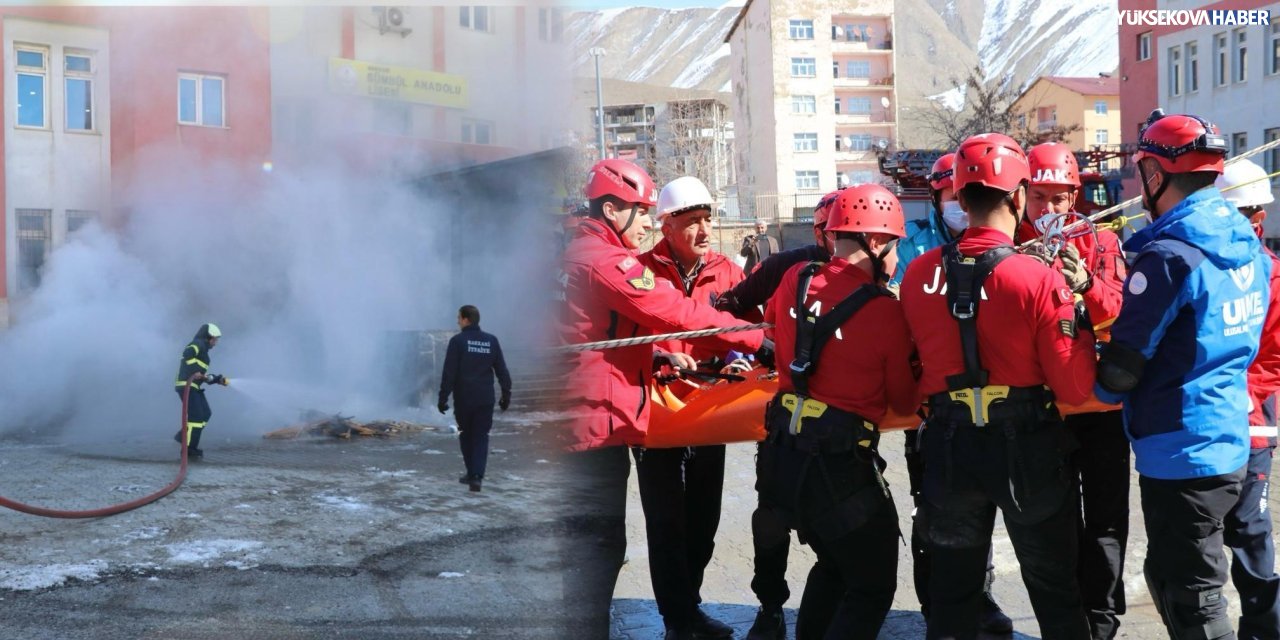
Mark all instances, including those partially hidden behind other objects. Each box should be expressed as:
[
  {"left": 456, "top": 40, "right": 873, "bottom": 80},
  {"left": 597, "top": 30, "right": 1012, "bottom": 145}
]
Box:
[
  {"left": 207, "top": 374, "right": 228, "bottom": 386},
  {"left": 755, "top": 338, "right": 776, "bottom": 370},
  {"left": 499, "top": 393, "right": 510, "bottom": 412},
  {"left": 438, "top": 401, "right": 449, "bottom": 414}
]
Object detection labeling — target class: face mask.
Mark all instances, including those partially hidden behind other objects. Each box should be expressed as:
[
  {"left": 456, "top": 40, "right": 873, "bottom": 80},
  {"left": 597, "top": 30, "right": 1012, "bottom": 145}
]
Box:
[{"left": 941, "top": 201, "right": 968, "bottom": 231}]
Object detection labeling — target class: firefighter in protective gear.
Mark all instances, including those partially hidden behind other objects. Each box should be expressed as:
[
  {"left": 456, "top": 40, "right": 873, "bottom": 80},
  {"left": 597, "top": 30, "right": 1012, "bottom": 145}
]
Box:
[
  {"left": 634, "top": 176, "right": 740, "bottom": 640},
  {"left": 174, "top": 323, "right": 228, "bottom": 460},
  {"left": 895, "top": 149, "right": 1014, "bottom": 633},
  {"left": 1017, "top": 141, "right": 1132, "bottom": 640},
  {"left": 893, "top": 153, "right": 968, "bottom": 284},
  {"left": 1215, "top": 158, "right": 1280, "bottom": 639},
  {"left": 713, "top": 188, "right": 839, "bottom": 640},
  {"left": 901, "top": 133, "right": 1096, "bottom": 640},
  {"left": 558, "top": 158, "right": 765, "bottom": 638},
  {"left": 1096, "top": 110, "right": 1271, "bottom": 640},
  {"left": 760, "top": 184, "right": 917, "bottom": 639}
]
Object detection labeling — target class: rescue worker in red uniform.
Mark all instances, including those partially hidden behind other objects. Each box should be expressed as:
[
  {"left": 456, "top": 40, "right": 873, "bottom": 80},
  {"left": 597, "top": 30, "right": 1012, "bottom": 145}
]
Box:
[
  {"left": 733, "top": 189, "right": 838, "bottom": 640},
  {"left": 1017, "top": 142, "right": 1131, "bottom": 640},
  {"left": 634, "top": 176, "right": 743, "bottom": 640},
  {"left": 558, "top": 158, "right": 766, "bottom": 637},
  {"left": 760, "top": 184, "right": 918, "bottom": 639},
  {"left": 1217, "top": 158, "right": 1280, "bottom": 640},
  {"left": 901, "top": 133, "right": 1096, "bottom": 640}
]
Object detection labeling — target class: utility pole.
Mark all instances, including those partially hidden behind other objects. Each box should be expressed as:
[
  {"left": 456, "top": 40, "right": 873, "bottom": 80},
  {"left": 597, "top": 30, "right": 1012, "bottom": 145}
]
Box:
[{"left": 590, "top": 47, "right": 607, "bottom": 160}]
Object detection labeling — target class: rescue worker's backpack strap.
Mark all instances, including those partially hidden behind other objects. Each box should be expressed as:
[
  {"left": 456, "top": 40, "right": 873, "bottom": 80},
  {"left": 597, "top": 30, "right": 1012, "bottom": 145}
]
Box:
[
  {"left": 941, "top": 243, "right": 1016, "bottom": 391},
  {"left": 789, "top": 261, "right": 889, "bottom": 398}
]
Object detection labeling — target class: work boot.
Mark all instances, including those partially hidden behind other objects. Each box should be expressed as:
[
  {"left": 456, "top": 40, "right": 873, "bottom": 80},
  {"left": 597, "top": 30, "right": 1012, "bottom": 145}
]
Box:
[
  {"left": 469, "top": 478, "right": 482, "bottom": 492},
  {"left": 187, "top": 447, "right": 203, "bottom": 461},
  {"left": 459, "top": 474, "right": 472, "bottom": 484},
  {"left": 745, "top": 606, "right": 785, "bottom": 640},
  {"left": 979, "top": 590, "right": 1013, "bottom": 634},
  {"left": 663, "top": 628, "right": 694, "bottom": 640},
  {"left": 691, "top": 608, "right": 734, "bottom": 638}
]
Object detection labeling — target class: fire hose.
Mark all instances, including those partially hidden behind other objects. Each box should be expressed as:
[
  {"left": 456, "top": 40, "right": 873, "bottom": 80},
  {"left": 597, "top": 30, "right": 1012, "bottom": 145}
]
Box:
[{"left": 0, "top": 373, "right": 198, "bottom": 518}]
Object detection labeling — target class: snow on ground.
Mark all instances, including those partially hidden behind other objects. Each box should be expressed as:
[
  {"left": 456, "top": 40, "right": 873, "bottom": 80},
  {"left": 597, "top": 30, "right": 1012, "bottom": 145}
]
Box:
[
  {"left": 163, "top": 539, "right": 263, "bottom": 566},
  {"left": 0, "top": 560, "right": 107, "bottom": 591}
]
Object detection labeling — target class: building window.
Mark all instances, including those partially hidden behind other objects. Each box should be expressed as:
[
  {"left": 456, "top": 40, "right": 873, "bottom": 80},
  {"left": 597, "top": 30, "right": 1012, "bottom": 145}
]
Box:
[
  {"left": 16, "top": 208, "right": 51, "bottom": 291},
  {"left": 1266, "top": 128, "right": 1280, "bottom": 185},
  {"left": 1232, "top": 132, "right": 1247, "bottom": 158},
  {"left": 65, "top": 51, "right": 93, "bottom": 131},
  {"left": 788, "top": 20, "right": 813, "bottom": 40},
  {"left": 1169, "top": 46, "right": 1182, "bottom": 96},
  {"left": 848, "top": 134, "right": 873, "bottom": 151},
  {"left": 847, "top": 97, "right": 871, "bottom": 114},
  {"left": 538, "top": 8, "right": 564, "bottom": 42},
  {"left": 16, "top": 46, "right": 47, "bottom": 128},
  {"left": 462, "top": 118, "right": 493, "bottom": 145},
  {"left": 793, "top": 132, "right": 818, "bottom": 152},
  {"left": 791, "top": 57, "right": 816, "bottom": 77},
  {"left": 1186, "top": 41, "right": 1199, "bottom": 93},
  {"left": 834, "top": 97, "right": 841, "bottom": 114},
  {"left": 460, "top": 7, "right": 492, "bottom": 33},
  {"left": 1214, "top": 32, "right": 1228, "bottom": 86},
  {"left": 849, "top": 170, "right": 876, "bottom": 184},
  {"left": 1096, "top": 129, "right": 1109, "bottom": 144},
  {"left": 1234, "top": 28, "right": 1248, "bottom": 83},
  {"left": 846, "top": 61, "right": 870, "bottom": 78},
  {"left": 791, "top": 95, "right": 816, "bottom": 114},
  {"left": 1138, "top": 32, "right": 1152, "bottom": 61},
  {"left": 178, "top": 73, "right": 225, "bottom": 127},
  {"left": 1094, "top": 100, "right": 1107, "bottom": 115},
  {"left": 795, "top": 170, "right": 820, "bottom": 191},
  {"left": 1270, "top": 22, "right": 1279, "bottom": 75},
  {"left": 832, "top": 61, "right": 839, "bottom": 78},
  {"left": 66, "top": 209, "right": 96, "bottom": 234}
]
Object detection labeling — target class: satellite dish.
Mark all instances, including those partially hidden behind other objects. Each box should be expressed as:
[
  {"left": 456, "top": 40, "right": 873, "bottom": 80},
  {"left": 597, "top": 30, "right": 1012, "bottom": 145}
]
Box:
[
  {"left": 880, "top": 96, "right": 891, "bottom": 109},
  {"left": 877, "top": 138, "right": 889, "bottom": 150},
  {"left": 837, "top": 173, "right": 851, "bottom": 187},
  {"left": 834, "top": 26, "right": 844, "bottom": 37},
  {"left": 843, "top": 136, "right": 853, "bottom": 148}
]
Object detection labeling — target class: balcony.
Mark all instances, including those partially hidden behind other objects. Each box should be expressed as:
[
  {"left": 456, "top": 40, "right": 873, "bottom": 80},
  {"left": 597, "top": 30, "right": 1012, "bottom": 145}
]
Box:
[
  {"left": 831, "top": 38, "right": 892, "bottom": 54},
  {"left": 834, "top": 110, "right": 896, "bottom": 126},
  {"left": 1037, "top": 119, "right": 1058, "bottom": 131},
  {"left": 834, "top": 150, "right": 878, "bottom": 163},
  {"left": 833, "top": 76, "right": 894, "bottom": 89}
]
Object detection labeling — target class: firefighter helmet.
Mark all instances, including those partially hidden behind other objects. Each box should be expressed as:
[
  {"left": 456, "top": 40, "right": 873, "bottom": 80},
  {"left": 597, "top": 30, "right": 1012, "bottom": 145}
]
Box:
[
  {"left": 1027, "top": 142, "right": 1081, "bottom": 187},
  {"left": 584, "top": 158, "right": 659, "bottom": 207},
  {"left": 953, "top": 133, "right": 1030, "bottom": 193},
  {"left": 814, "top": 189, "right": 842, "bottom": 228},
  {"left": 1133, "top": 109, "right": 1227, "bottom": 174},
  {"left": 826, "top": 184, "right": 906, "bottom": 237},
  {"left": 1216, "top": 158, "right": 1276, "bottom": 208}
]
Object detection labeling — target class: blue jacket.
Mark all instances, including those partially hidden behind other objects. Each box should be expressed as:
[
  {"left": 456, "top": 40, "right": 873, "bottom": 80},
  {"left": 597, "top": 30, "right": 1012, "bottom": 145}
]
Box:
[
  {"left": 892, "top": 209, "right": 957, "bottom": 284},
  {"left": 439, "top": 325, "right": 513, "bottom": 408},
  {"left": 1096, "top": 187, "right": 1271, "bottom": 479}
]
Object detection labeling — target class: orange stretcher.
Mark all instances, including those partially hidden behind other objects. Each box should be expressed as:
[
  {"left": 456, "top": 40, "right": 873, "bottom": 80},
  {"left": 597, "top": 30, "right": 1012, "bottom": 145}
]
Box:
[{"left": 642, "top": 371, "right": 1119, "bottom": 449}]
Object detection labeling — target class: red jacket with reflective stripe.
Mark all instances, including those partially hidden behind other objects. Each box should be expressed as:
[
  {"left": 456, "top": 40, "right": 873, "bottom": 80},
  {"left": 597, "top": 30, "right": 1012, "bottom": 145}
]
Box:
[
  {"left": 639, "top": 241, "right": 750, "bottom": 362},
  {"left": 901, "top": 227, "right": 1097, "bottom": 405},
  {"left": 1017, "top": 220, "right": 1126, "bottom": 331},
  {"left": 558, "top": 219, "right": 765, "bottom": 452},
  {"left": 765, "top": 258, "right": 918, "bottom": 422},
  {"left": 1247, "top": 247, "right": 1280, "bottom": 448}
]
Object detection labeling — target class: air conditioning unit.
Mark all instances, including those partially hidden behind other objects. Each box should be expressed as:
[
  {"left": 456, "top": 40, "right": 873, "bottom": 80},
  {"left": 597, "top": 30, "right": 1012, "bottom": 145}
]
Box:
[{"left": 374, "top": 6, "right": 412, "bottom": 38}]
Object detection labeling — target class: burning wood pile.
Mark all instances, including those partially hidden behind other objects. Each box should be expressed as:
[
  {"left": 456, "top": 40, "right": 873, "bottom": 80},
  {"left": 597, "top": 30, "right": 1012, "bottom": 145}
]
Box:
[{"left": 264, "top": 413, "right": 435, "bottom": 440}]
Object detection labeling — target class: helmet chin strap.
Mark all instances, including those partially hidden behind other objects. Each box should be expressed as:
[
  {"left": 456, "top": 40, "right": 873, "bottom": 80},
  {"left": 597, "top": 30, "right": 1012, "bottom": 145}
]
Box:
[
  {"left": 1138, "top": 161, "right": 1169, "bottom": 217},
  {"left": 852, "top": 234, "right": 895, "bottom": 285},
  {"left": 611, "top": 204, "right": 640, "bottom": 241}
]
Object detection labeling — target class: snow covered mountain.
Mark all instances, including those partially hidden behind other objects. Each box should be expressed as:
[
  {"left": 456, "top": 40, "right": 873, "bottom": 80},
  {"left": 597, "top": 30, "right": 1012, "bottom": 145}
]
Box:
[{"left": 569, "top": 0, "right": 1118, "bottom": 108}]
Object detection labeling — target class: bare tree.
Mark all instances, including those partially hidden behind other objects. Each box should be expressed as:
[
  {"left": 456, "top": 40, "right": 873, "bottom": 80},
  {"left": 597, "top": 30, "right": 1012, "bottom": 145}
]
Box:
[
  {"left": 652, "top": 99, "right": 732, "bottom": 196},
  {"left": 915, "top": 66, "right": 1081, "bottom": 149}
]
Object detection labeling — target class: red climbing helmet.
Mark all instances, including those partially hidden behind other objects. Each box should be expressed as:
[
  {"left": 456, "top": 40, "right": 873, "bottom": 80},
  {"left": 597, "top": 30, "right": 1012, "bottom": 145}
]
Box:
[
  {"left": 1133, "top": 109, "right": 1227, "bottom": 174},
  {"left": 826, "top": 184, "right": 906, "bottom": 237},
  {"left": 928, "top": 153, "right": 956, "bottom": 191},
  {"left": 584, "top": 158, "right": 659, "bottom": 207},
  {"left": 1027, "top": 142, "right": 1081, "bottom": 187},
  {"left": 953, "top": 133, "right": 1031, "bottom": 193}
]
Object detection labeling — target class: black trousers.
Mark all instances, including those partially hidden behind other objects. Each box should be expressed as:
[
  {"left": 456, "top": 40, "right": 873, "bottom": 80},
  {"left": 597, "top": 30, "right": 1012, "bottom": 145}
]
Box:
[
  {"left": 1224, "top": 448, "right": 1279, "bottom": 640},
  {"left": 758, "top": 432, "right": 898, "bottom": 640},
  {"left": 1141, "top": 466, "right": 1246, "bottom": 640},
  {"left": 904, "top": 429, "right": 995, "bottom": 617},
  {"left": 634, "top": 445, "right": 726, "bottom": 630},
  {"left": 1066, "top": 410, "right": 1131, "bottom": 640},
  {"left": 558, "top": 446, "right": 631, "bottom": 638},
  {"left": 455, "top": 403, "right": 495, "bottom": 479},
  {"left": 920, "top": 417, "right": 1089, "bottom": 640},
  {"left": 175, "top": 387, "right": 211, "bottom": 449},
  {"left": 751, "top": 441, "right": 793, "bottom": 612}
]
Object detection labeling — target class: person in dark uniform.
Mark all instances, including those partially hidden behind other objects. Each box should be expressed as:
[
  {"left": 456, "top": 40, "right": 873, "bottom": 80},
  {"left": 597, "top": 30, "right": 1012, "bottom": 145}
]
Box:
[
  {"left": 438, "top": 305, "right": 512, "bottom": 493},
  {"left": 173, "top": 323, "right": 228, "bottom": 460}
]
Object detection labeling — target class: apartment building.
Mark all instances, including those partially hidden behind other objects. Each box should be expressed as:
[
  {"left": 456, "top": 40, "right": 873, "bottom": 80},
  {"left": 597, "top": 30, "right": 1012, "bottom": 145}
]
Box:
[
  {"left": 594, "top": 97, "right": 735, "bottom": 196},
  {"left": 726, "top": 0, "right": 897, "bottom": 220},
  {"left": 1118, "top": 0, "right": 1278, "bottom": 232},
  {"left": 1011, "top": 76, "right": 1122, "bottom": 162}
]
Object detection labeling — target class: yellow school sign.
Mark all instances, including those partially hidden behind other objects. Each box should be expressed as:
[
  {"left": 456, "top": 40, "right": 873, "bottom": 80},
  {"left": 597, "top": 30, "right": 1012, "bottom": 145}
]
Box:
[{"left": 328, "top": 58, "right": 468, "bottom": 109}]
